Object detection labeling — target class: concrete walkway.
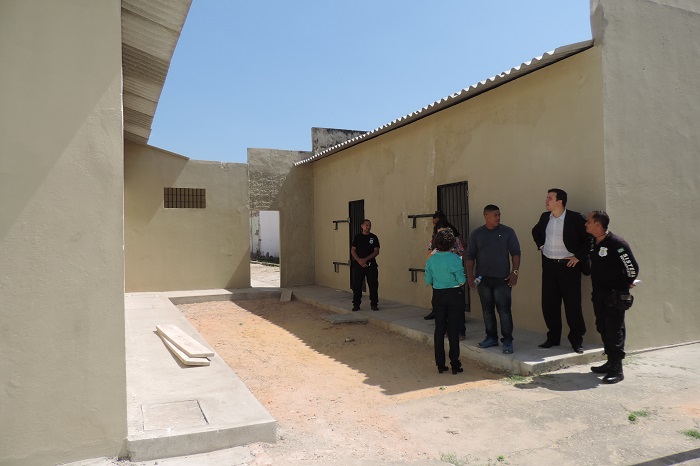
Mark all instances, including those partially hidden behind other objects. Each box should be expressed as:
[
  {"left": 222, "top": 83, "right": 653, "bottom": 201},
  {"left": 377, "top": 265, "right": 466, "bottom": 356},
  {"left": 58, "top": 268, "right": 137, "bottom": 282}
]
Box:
[{"left": 290, "top": 285, "right": 608, "bottom": 376}]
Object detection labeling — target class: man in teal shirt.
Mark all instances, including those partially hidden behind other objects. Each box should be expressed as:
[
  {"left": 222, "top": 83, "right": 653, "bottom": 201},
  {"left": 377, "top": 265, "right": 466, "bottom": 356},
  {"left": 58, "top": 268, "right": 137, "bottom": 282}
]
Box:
[{"left": 425, "top": 229, "right": 467, "bottom": 374}]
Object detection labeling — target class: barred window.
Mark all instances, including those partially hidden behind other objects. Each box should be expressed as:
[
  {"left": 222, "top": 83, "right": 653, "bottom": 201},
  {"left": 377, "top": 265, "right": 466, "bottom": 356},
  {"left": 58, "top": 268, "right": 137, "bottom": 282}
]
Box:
[{"left": 164, "top": 188, "right": 206, "bottom": 208}]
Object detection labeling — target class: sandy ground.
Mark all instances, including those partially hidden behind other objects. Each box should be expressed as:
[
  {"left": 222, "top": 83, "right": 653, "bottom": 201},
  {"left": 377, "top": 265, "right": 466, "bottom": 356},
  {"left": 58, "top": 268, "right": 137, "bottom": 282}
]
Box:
[
  {"left": 167, "top": 264, "right": 700, "bottom": 466},
  {"left": 179, "top": 297, "right": 500, "bottom": 465},
  {"left": 250, "top": 262, "right": 280, "bottom": 287}
]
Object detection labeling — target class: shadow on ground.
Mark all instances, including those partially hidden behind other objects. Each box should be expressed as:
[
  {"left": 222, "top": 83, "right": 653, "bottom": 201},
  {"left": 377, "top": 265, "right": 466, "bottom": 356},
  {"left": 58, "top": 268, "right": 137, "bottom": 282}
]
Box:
[{"left": 229, "top": 297, "right": 502, "bottom": 396}]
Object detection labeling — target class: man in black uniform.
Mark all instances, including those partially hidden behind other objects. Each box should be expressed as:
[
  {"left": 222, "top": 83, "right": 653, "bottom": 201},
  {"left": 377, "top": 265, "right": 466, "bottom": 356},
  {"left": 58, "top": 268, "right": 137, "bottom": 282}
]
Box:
[
  {"left": 351, "top": 219, "right": 380, "bottom": 311},
  {"left": 585, "top": 211, "right": 639, "bottom": 384}
]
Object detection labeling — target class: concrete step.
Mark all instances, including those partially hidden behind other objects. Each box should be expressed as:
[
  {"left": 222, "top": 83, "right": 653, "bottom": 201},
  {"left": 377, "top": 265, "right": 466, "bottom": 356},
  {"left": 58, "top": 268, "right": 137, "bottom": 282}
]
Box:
[{"left": 289, "top": 285, "right": 604, "bottom": 376}]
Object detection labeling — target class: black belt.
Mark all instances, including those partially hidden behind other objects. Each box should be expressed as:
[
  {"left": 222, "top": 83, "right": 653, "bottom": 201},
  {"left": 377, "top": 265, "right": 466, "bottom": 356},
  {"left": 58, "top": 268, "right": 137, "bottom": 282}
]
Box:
[{"left": 544, "top": 256, "right": 569, "bottom": 264}]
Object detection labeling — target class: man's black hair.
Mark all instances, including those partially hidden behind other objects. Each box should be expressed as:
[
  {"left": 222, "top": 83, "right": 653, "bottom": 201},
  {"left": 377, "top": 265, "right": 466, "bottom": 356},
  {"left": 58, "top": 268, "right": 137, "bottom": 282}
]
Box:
[
  {"left": 483, "top": 204, "right": 500, "bottom": 213},
  {"left": 548, "top": 188, "right": 568, "bottom": 207},
  {"left": 590, "top": 210, "right": 610, "bottom": 229}
]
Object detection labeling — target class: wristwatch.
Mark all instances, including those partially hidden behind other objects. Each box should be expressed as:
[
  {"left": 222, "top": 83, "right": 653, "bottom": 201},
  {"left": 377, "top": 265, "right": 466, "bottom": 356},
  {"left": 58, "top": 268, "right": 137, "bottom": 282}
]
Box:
[{"left": 512, "top": 270, "right": 519, "bottom": 276}]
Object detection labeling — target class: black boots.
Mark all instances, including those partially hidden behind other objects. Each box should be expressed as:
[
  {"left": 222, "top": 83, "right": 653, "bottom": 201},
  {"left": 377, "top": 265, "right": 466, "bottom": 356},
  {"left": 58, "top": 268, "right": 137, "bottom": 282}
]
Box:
[
  {"left": 590, "top": 360, "right": 610, "bottom": 374},
  {"left": 601, "top": 360, "right": 624, "bottom": 384}
]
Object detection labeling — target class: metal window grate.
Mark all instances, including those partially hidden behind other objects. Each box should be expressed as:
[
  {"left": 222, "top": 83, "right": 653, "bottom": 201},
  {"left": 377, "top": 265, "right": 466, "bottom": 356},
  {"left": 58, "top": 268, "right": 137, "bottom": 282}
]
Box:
[{"left": 164, "top": 188, "right": 206, "bottom": 209}]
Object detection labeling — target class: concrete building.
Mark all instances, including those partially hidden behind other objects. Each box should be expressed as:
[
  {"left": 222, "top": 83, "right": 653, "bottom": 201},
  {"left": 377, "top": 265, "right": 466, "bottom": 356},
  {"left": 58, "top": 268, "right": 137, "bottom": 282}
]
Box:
[
  {"left": 0, "top": 1, "right": 250, "bottom": 464},
  {"left": 1, "top": 0, "right": 698, "bottom": 464},
  {"left": 286, "top": 0, "right": 700, "bottom": 351}
]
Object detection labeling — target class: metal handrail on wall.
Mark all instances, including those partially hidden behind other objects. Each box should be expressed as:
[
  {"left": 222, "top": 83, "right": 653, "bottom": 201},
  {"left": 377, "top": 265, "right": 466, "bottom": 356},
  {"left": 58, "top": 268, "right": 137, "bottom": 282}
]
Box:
[
  {"left": 333, "top": 261, "right": 350, "bottom": 273},
  {"left": 407, "top": 214, "right": 434, "bottom": 229},
  {"left": 333, "top": 219, "right": 350, "bottom": 230},
  {"left": 408, "top": 267, "right": 425, "bottom": 282}
]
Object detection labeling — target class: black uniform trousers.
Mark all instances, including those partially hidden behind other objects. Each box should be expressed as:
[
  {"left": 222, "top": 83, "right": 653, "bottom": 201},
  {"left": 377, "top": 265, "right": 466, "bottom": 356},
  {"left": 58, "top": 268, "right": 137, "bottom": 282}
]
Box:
[
  {"left": 432, "top": 287, "right": 463, "bottom": 369},
  {"left": 351, "top": 262, "right": 378, "bottom": 307},
  {"left": 591, "top": 288, "right": 626, "bottom": 362},
  {"left": 541, "top": 256, "right": 586, "bottom": 346}
]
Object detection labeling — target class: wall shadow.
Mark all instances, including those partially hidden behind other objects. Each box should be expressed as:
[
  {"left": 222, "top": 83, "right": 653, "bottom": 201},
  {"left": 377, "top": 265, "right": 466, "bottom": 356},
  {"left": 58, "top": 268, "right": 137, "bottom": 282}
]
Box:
[{"left": 224, "top": 298, "right": 501, "bottom": 396}]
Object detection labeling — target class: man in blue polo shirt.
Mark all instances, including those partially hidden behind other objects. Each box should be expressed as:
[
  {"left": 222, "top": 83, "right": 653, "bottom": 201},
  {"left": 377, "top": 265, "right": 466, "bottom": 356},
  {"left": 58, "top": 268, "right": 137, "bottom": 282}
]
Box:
[{"left": 466, "top": 205, "right": 521, "bottom": 354}]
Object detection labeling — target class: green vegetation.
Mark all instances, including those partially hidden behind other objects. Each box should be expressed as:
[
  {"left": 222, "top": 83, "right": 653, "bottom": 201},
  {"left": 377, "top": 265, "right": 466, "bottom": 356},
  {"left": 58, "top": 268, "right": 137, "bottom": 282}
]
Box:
[
  {"left": 682, "top": 429, "right": 700, "bottom": 440},
  {"left": 628, "top": 410, "right": 650, "bottom": 422},
  {"left": 250, "top": 252, "right": 280, "bottom": 265},
  {"left": 440, "top": 453, "right": 464, "bottom": 465}
]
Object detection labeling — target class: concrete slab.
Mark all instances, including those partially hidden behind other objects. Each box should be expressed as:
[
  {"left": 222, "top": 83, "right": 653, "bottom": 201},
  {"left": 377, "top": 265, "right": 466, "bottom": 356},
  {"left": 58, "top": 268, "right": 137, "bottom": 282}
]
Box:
[{"left": 125, "top": 291, "right": 277, "bottom": 461}]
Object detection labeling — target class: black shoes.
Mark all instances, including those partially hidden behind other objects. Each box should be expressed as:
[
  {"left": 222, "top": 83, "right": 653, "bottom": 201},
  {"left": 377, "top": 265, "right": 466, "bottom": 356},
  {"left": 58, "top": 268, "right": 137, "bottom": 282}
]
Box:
[
  {"left": 538, "top": 340, "right": 560, "bottom": 349},
  {"left": 601, "top": 361, "right": 624, "bottom": 384},
  {"left": 572, "top": 344, "right": 584, "bottom": 354},
  {"left": 371, "top": 305, "right": 379, "bottom": 311},
  {"left": 602, "top": 373, "right": 624, "bottom": 384},
  {"left": 437, "top": 365, "right": 449, "bottom": 373},
  {"left": 351, "top": 305, "right": 360, "bottom": 312},
  {"left": 452, "top": 366, "right": 463, "bottom": 374},
  {"left": 591, "top": 361, "right": 610, "bottom": 374},
  {"left": 424, "top": 311, "right": 436, "bottom": 320}
]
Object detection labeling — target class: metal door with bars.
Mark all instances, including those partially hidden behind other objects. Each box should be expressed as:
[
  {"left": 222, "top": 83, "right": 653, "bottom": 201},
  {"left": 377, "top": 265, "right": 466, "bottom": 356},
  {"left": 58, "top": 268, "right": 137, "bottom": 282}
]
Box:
[
  {"left": 348, "top": 199, "right": 365, "bottom": 289},
  {"left": 437, "top": 181, "right": 470, "bottom": 310}
]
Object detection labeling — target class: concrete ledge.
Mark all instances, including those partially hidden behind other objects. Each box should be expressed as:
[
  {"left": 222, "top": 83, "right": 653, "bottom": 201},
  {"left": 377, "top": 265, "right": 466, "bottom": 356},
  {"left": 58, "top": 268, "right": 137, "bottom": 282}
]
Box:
[
  {"left": 127, "top": 420, "right": 276, "bottom": 462},
  {"left": 289, "top": 285, "right": 605, "bottom": 376},
  {"left": 162, "top": 288, "right": 281, "bottom": 305},
  {"left": 125, "top": 292, "right": 277, "bottom": 461}
]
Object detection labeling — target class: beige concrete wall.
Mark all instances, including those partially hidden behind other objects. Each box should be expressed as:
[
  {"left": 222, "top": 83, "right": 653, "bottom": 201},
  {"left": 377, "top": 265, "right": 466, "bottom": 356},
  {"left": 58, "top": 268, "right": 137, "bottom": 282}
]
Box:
[
  {"left": 312, "top": 49, "right": 604, "bottom": 337},
  {"left": 0, "top": 1, "right": 127, "bottom": 465},
  {"left": 248, "top": 149, "right": 314, "bottom": 287},
  {"left": 125, "top": 143, "right": 250, "bottom": 291},
  {"left": 594, "top": 0, "right": 700, "bottom": 348}
]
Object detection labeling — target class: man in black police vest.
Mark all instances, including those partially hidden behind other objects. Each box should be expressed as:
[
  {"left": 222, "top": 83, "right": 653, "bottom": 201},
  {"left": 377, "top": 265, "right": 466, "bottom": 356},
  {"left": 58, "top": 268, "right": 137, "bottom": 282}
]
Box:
[
  {"left": 585, "top": 210, "right": 640, "bottom": 384},
  {"left": 351, "top": 219, "right": 380, "bottom": 311}
]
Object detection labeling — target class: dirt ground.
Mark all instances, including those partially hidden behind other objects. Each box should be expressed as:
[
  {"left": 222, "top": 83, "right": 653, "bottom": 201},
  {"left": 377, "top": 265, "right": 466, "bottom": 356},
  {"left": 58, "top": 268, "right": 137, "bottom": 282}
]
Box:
[
  {"left": 172, "top": 264, "right": 700, "bottom": 466},
  {"left": 178, "top": 297, "right": 501, "bottom": 465}
]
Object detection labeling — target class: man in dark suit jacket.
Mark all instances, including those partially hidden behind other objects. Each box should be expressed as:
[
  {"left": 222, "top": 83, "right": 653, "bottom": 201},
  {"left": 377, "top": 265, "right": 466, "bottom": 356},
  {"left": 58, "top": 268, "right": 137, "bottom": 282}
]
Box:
[{"left": 531, "top": 188, "right": 590, "bottom": 353}]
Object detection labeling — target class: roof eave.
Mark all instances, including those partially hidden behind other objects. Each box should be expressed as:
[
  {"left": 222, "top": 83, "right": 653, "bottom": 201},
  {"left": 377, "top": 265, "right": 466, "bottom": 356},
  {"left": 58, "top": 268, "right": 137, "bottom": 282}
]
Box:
[{"left": 295, "top": 39, "right": 595, "bottom": 166}]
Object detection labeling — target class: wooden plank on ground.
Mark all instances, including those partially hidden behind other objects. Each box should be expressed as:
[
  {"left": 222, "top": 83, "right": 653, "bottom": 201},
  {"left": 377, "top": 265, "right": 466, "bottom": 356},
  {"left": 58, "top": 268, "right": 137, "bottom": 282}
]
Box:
[
  {"left": 156, "top": 324, "right": 215, "bottom": 358},
  {"left": 280, "top": 289, "right": 293, "bottom": 302},
  {"left": 158, "top": 334, "right": 210, "bottom": 366}
]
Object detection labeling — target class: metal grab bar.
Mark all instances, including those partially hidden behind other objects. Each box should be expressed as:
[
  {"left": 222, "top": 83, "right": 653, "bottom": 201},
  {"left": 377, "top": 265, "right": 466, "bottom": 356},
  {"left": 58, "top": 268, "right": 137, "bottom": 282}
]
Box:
[
  {"left": 333, "top": 219, "right": 350, "bottom": 230},
  {"left": 408, "top": 267, "right": 425, "bottom": 282},
  {"left": 407, "top": 214, "right": 434, "bottom": 229},
  {"left": 333, "top": 261, "right": 350, "bottom": 273}
]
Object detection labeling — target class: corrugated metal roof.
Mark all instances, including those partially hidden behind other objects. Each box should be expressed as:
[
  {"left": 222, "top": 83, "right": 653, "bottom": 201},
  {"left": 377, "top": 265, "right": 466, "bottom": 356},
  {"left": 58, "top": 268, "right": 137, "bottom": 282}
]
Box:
[
  {"left": 295, "top": 40, "right": 594, "bottom": 166},
  {"left": 122, "top": 0, "right": 192, "bottom": 144}
]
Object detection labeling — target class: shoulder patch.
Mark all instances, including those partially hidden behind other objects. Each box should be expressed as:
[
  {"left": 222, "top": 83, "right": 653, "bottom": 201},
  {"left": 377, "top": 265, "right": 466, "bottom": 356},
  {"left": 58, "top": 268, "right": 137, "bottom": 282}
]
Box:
[{"left": 617, "top": 248, "right": 625, "bottom": 253}]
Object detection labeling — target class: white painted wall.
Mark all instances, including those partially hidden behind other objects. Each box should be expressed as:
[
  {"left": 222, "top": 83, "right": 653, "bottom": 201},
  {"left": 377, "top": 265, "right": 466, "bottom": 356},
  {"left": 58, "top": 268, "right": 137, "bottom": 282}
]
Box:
[
  {"left": 125, "top": 143, "right": 251, "bottom": 291},
  {"left": 593, "top": 0, "right": 700, "bottom": 348},
  {"left": 0, "top": 1, "right": 127, "bottom": 464},
  {"left": 310, "top": 49, "right": 604, "bottom": 334},
  {"left": 257, "top": 211, "right": 280, "bottom": 258}
]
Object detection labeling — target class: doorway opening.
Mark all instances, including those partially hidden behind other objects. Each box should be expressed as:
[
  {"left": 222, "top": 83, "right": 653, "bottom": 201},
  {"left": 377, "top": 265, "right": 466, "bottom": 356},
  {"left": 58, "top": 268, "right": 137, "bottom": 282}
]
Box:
[
  {"left": 348, "top": 199, "right": 365, "bottom": 290},
  {"left": 250, "top": 210, "right": 280, "bottom": 287}
]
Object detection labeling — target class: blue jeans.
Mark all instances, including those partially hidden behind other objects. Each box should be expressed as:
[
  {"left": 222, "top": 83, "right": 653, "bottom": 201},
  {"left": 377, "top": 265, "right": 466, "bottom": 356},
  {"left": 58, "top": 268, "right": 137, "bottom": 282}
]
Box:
[{"left": 476, "top": 276, "right": 514, "bottom": 343}]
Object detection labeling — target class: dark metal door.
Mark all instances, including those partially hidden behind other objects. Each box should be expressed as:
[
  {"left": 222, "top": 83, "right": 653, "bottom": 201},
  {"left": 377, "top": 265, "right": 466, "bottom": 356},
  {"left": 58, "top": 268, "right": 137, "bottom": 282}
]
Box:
[
  {"left": 437, "top": 181, "right": 469, "bottom": 240},
  {"left": 348, "top": 199, "right": 365, "bottom": 289},
  {"left": 437, "top": 181, "right": 470, "bottom": 310}
]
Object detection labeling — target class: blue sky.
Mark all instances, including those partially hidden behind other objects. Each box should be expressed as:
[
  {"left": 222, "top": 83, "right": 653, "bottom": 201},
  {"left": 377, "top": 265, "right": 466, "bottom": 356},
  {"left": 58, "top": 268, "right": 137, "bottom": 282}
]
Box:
[{"left": 149, "top": 1, "right": 592, "bottom": 164}]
